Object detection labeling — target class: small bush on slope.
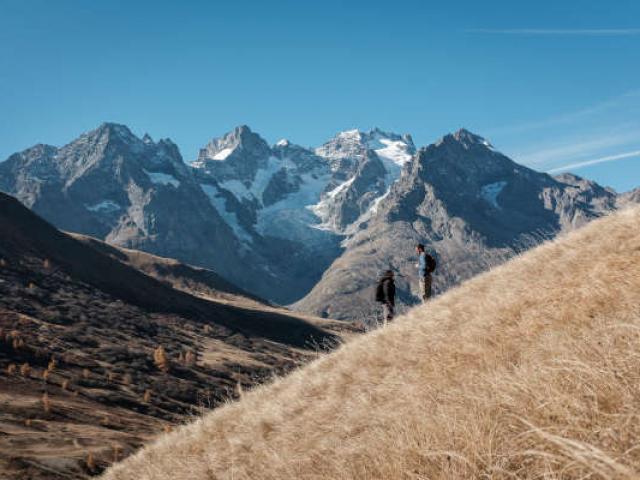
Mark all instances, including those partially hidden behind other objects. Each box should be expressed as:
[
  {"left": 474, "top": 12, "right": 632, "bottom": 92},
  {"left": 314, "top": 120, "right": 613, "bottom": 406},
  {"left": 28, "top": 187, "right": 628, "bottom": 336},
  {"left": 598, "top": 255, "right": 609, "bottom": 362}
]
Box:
[{"left": 104, "top": 206, "right": 640, "bottom": 480}]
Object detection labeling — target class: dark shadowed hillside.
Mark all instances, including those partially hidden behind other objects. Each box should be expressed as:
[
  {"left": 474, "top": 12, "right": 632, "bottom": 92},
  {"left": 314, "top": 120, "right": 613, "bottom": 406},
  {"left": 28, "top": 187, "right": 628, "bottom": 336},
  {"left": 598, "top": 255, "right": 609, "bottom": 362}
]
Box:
[
  {"left": 69, "top": 233, "right": 268, "bottom": 306},
  {"left": 0, "top": 192, "right": 341, "bottom": 480}
]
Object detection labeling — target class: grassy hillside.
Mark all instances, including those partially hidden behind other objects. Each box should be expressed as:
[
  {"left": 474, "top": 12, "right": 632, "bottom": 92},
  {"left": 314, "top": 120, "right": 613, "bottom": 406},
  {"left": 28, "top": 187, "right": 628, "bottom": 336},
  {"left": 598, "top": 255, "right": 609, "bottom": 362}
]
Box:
[{"left": 104, "top": 205, "right": 640, "bottom": 480}]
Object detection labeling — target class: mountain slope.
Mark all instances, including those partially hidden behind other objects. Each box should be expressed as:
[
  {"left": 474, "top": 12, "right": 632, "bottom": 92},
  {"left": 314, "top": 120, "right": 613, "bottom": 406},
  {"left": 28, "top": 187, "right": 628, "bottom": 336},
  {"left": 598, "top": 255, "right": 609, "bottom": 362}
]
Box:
[
  {"left": 295, "top": 129, "right": 620, "bottom": 320},
  {"left": 190, "top": 126, "right": 416, "bottom": 302},
  {"left": 1, "top": 124, "right": 634, "bottom": 312},
  {"left": 191, "top": 126, "right": 341, "bottom": 302},
  {"left": 0, "top": 123, "right": 259, "bottom": 297},
  {"left": 69, "top": 233, "right": 268, "bottom": 306},
  {"left": 0, "top": 192, "right": 338, "bottom": 480},
  {"left": 620, "top": 187, "right": 640, "bottom": 206},
  {"left": 0, "top": 124, "right": 416, "bottom": 304},
  {"left": 104, "top": 205, "right": 640, "bottom": 480}
]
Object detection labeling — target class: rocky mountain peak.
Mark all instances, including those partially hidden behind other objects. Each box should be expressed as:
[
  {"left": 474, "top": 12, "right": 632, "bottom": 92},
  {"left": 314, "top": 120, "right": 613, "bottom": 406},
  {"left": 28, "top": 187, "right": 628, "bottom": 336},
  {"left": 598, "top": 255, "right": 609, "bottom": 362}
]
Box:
[
  {"left": 411, "top": 129, "right": 513, "bottom": 181},
  {"left": 316, "top": 128, "right": 415, "bottom": 174},
  {"left": 369, "top": 127, "right": 413, "bottom": 144},
  {"left": 621, "top": 187, "right": 640, "bottom": 206},
  {"left": 195, "top": 125, "right": 270, "bottom": 166},
  {"left": 554, "top": 172, "right": 594, "bottom": 187},
  {"left": 51, "top": 122, "right": 145, "bottom": 169},
  {"left": 554, "top": 172, "right": 618, "bottom": 201},
  {"left": 157, "top": 137, "right": 179, "bottom": 150},
  {"left": 338, "top": 128, "right": 362, "bottom": 139},
  {"left": 225, "top": 124, "right": 258, "bottom": 146},
  {"left": 315, "top": 129, "right": 365, "bottom": 161},
  {"left": 273, "top": 138, "right": 313, "bottom": 158},
  {"left": 11, "top": 143, "right": 58, "bottom": 162},
  {"left": 92, "top": 122, "right": 138, "bottom": 143},
  {"left": 434, "top": 128, "right": 494, "bottom": 151},
  {"left": 52, "top": 123, "right": 190, "bottom": 181},
  {"left": 4, "top": 122, "right": 636, "bottom": 319}
]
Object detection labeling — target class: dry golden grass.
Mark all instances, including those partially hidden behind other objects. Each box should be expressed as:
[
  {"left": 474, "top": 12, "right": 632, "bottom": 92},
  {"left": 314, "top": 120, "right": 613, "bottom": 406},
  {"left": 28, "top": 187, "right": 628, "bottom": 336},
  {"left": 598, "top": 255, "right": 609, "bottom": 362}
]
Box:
[
  {"left": 153, "top": 345, "right": 170, "bottom": 372},
  {"left": 103, "top": 206, "right": 640, "bottom": 480}
]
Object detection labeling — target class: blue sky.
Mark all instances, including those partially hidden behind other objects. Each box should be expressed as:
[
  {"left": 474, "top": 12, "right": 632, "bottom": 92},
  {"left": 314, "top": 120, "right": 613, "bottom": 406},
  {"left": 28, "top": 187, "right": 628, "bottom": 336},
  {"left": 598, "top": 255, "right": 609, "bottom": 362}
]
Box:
[{"left": 1, "top": 0, "right": 639, "bottom": 191}]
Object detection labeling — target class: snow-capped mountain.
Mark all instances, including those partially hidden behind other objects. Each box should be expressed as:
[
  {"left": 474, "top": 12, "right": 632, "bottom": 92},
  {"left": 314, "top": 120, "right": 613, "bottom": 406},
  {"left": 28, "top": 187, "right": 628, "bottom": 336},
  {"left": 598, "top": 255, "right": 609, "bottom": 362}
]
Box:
[
  {"left": 193, "top": 126, "right": 330, "bottom": 245},
  {"left": 0, "top": 123, "right": 635, "bottom": 315},
  {"left": 187, "top": 126, "right": 415, "bottom": 301},
  {"left": 315, "top": 128, "right": 414, "bottom": 171},
  {"left": 0, "top": 123, "right": 255, "bottom": 294},
  {"left": 191, "top": 126, "right": 416, "bottom": 241},
  {"left": 294, "top": 128, "right": 622, "bottom": 320},
  {"left": 309, "top": 128, "right": 416, "bottom": 234}
]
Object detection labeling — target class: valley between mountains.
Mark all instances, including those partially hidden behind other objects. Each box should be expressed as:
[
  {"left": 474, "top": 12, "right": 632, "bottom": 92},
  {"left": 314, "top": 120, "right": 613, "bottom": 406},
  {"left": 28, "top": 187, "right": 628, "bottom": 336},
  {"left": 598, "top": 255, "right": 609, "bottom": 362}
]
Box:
[{"left": 2, "top": 124, "right": 637, "bottom": 321}]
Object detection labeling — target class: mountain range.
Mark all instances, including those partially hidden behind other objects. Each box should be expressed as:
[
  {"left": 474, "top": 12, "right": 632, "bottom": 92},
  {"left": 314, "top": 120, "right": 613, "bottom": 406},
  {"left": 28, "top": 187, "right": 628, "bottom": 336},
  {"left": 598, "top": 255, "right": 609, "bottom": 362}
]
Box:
[{"left": 1, "top": 123, "right": 637, "bottom": 320}]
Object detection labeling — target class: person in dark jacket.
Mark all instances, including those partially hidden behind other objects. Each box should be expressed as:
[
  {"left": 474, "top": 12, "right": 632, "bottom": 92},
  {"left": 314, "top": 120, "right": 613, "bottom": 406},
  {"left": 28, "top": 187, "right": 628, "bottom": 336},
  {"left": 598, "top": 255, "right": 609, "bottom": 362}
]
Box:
[
  {"left": 377, "top": 270, "right": 396, "bottom": 323},
  {"left": 416, "top": 243, "right": 434, "bottom": 303}
]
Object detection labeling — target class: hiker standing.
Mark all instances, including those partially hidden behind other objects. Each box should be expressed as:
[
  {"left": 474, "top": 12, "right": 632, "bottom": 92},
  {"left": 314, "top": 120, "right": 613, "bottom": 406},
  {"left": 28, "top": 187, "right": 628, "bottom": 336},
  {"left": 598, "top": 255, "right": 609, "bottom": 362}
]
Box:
[
  {"left": 375, "top": 270, "right": 396, "bottom": 324},
  {"left": 416, "top": 244, "right": 435, "bottom": 303}
]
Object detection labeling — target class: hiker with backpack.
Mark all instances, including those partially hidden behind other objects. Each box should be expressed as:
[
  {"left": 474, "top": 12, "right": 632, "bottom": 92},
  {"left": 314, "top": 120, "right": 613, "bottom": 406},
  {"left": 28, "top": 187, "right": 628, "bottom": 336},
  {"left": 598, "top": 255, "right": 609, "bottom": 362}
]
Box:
[
  {"left": 416, "top": 244, "right": 436, "bottom": 303},
  {"left": 375, "top": 270, "right": 396, "bottom": 324}
]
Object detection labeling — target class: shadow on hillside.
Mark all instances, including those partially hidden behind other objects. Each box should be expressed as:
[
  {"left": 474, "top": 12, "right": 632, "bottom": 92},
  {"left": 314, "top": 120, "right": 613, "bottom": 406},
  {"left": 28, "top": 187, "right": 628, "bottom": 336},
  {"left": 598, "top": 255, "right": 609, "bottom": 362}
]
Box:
[{"left": 0, "top": 193, "right": 338, "bottom": 349}]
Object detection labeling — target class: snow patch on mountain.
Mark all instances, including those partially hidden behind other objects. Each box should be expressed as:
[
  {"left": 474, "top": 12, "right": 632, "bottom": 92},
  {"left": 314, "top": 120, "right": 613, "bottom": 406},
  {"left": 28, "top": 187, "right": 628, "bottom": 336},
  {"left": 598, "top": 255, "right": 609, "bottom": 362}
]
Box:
[
  {"left": 143, "top": 170, "right": 181, "bottom": 188},
  {"left": 374, "top": 138, "right": 413, "bottom": 167},
  {"left": 212, "top": 147, "right": 234, "bottom": 161},
  {"left": 85, "top": 200, "right": 122, "bottom": 213},
  {"left": 256, "top": 171, "right": 332, "bottom": 242},
  {"left": 343, "top": 188, "right": 391, "bottom": 238},
  {"left": 201, "top": 184, "right": 253, "bottom": 243},
  {"left": 480, "top": 181, "right": 507, "bottom": 209},
  {"left": 192, "top": 127, "right": 415, "bottom": 245},
  {"left": 308, "top": 176, "right": 356, "bottom": 232},
  {"left": 218, "top": 156, "right": 282, "bottom": 203},
  {"left": 482, "top": 139, "right": 497, "bottom": 151}
]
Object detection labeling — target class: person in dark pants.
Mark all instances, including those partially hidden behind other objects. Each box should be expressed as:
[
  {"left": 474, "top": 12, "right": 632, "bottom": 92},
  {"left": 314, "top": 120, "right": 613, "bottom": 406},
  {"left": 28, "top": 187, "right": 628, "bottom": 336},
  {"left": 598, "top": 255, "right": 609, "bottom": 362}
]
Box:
[
  {"left": 416, "top": 244, "right": 435, "bottom": 303},
  {"left": 375, "top": 270, "right": 396, "bottom": 324}
]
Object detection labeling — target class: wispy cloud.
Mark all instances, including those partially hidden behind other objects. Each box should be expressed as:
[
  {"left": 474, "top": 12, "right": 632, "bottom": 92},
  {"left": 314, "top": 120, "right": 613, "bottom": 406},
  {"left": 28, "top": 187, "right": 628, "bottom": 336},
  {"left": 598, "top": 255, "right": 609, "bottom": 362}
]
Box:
[
  {"left": 467, "top": 28, "right": 640, "bottom": 36},
  {"left": 489, "top": 89, "right": 640, "bottom": 177},
  {"left": 486, "top": 90, "right": 640, "bottom": 137},
  {"left": 517, "top": 129, "right": 640, "bottom": 166},
  {"left": 548, "top": 150, "right": 640, "bottom": 173}
]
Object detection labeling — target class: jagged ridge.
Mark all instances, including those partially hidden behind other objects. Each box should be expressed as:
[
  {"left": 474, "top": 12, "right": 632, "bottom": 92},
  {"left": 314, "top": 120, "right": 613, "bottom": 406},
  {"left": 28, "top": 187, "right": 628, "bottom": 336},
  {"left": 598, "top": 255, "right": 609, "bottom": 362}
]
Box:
[{"left": 0, "top": 124, "right": 635, "bottom": 312}]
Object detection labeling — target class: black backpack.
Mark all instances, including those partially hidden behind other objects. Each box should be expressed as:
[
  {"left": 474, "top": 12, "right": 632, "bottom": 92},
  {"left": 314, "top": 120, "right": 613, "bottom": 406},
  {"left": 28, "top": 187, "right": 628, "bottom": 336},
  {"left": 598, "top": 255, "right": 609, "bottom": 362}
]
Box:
[{"left": 425, "top": 254, "right": 437, "bottom": 274}]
